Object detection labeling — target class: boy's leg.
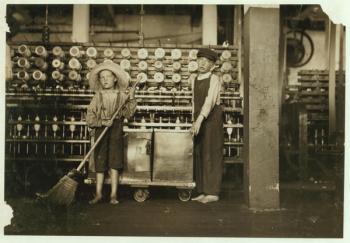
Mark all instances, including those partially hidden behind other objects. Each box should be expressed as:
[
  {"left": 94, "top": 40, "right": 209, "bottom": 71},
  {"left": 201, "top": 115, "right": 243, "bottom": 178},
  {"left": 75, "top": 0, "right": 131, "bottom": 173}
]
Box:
[
  {"left": 90, "top": 126, "right": 109, "bottom": 204},
  {"left": 89, "top": 172, "right": 104, "bottom": 204},
  {"left": 108, "top": 121, "right": 122, "bottom": 204},
  {"left": 96, "top": 172, "right": 104, "bottom": 198},
  {"left": 192, "top": 135, "right": 205, "bottom": 201},
  {"left": 110, "top": 168, "right": 119, "bottom": 204}
]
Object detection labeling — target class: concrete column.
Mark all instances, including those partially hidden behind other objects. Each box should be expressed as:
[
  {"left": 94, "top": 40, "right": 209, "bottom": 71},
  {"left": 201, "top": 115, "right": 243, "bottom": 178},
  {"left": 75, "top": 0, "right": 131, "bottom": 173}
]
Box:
[
  {"left": 202, "top": 5, "right": 217, "bottom": 45},
  {"left": 328, "top": 21, "right": 336, "bottom": 136},
  {"left": 233, "top": 6, "right": 243, "bottom": 95},
  {"left": 336, "top": 25, "right": 345, "bottom": 139},
  {"left": 233, "top": 6, "right": 242, "bottom": 46},
  {"left": 72, "top": 5, "right": 90, "bottom": 43},
  {"left": 243, "top": 7, "right": 280, "bottom": 210}
]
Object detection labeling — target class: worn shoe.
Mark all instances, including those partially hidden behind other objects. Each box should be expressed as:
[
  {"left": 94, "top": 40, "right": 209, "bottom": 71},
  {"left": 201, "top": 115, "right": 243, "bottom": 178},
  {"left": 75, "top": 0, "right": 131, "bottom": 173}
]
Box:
[
  {"left": 199, "top": 195, "right": 219, "bottom": 203},
  {"left": 191, "top": 194, "right": 205, "bottom": 201},
  {"left": 89, "top": 196, "right": 103, "bottom": 205}
]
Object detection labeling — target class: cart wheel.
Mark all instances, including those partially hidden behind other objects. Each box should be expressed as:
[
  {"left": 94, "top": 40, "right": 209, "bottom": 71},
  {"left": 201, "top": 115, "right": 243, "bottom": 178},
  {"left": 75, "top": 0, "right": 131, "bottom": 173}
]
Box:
[
  {"left": 133, "top": 188, "right": 149, "bottom": 202},
  {"left": 178, "top": 189, "right": 192, "bottom": 202}
]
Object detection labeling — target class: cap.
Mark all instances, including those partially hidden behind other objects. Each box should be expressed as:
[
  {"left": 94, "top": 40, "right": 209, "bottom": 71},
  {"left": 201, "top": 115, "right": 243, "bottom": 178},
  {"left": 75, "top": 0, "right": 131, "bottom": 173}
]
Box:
[{"left": 197, "top": 48, "right": 218, "bottom": 62}]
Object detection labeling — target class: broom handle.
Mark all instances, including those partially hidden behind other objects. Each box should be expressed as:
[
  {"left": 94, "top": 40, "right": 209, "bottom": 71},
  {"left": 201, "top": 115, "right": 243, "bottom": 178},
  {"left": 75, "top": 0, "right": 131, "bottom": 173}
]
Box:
[{"left": 76, "top": 78, "right": 141, "bottom": 172}]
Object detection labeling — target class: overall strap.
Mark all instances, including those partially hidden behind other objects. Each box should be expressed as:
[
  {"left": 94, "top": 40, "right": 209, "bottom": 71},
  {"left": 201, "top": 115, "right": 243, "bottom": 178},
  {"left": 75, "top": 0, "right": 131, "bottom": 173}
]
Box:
[
  {"left": 99, "top": 91, "right": 108, "bottom": 118},
  {"left": 115, "top": 91, "right": 122, "bottom": 119}
]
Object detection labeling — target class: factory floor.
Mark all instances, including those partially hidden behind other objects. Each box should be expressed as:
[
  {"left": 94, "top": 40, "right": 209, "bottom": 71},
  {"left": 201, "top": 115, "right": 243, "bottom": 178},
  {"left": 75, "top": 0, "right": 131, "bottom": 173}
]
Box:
[{"left": 4, "top": 180, "right": 343, "bottom": 238}]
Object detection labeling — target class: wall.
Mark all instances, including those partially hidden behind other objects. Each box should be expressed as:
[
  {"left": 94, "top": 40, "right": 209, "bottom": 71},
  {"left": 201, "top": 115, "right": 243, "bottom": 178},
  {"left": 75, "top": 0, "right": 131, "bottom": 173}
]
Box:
[{"left": 10, "top": 14, "right": 202, "bottom": 44}]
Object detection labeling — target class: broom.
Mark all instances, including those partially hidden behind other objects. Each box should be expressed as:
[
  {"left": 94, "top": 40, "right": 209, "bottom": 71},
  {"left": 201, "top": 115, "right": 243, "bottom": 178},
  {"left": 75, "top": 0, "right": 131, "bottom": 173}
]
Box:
[{"left": 37, "top": 77, "right": 142, "bottom": 206}]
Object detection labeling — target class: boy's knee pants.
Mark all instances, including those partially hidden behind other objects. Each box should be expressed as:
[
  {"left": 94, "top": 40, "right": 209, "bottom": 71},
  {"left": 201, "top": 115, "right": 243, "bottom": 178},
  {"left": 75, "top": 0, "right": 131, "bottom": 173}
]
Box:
[{"left": 93, "top": 120, "right": 124, "bottom": 172}]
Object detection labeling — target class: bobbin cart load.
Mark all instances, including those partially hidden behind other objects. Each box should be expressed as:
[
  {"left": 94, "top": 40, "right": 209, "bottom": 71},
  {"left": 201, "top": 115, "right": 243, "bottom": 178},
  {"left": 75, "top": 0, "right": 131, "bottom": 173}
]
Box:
[{"left": 84, "top": 129, "right": 195, "bottom": 202}]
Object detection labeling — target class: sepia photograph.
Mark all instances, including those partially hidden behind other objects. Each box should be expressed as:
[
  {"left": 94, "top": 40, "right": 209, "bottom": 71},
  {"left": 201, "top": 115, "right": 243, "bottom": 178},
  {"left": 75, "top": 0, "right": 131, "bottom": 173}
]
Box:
[{"left": 0, "top": 0, "right": 347, "bottom": 240}]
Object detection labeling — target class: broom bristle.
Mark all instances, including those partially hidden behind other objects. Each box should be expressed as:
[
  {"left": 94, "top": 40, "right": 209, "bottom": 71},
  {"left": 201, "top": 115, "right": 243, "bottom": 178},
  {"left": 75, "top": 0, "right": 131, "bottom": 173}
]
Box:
[{"left": 46, "top": 175, "right": 78, "bottom": 206}]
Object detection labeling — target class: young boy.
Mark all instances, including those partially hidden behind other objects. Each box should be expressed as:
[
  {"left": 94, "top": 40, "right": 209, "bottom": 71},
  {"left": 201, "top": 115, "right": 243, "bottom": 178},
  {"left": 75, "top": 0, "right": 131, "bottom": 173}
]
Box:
[
  {"left": 190, "top": 48, "right": 224, "bottom": 203},
  {"left": 86, "top": 62, "right": 136, "bottom": 205}
]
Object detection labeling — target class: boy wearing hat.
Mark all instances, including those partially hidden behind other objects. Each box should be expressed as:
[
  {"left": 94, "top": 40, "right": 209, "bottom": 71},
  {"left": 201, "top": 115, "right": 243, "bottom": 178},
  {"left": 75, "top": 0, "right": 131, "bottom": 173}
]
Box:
[
  {"left": 190, "top": 48, "right": 224, "bottom": 203},
  {"left": 86, "top": 62, "right": 137, "bottom": 205}
]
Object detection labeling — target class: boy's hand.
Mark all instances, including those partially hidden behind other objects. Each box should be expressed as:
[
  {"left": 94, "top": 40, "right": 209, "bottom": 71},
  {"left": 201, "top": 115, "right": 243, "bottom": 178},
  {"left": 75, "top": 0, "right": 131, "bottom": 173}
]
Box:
[
  {"left": 102, "top": 119, "right": 113, "bottom": 127},
  {"left": 190, "top": 115, "right": 204, "bottom": 136},
  {"left": 88, "top": 127, "right": 95, "bottom": 136},
  {"left": 129, "top": 87, "right": 135, "bottom": 99}
]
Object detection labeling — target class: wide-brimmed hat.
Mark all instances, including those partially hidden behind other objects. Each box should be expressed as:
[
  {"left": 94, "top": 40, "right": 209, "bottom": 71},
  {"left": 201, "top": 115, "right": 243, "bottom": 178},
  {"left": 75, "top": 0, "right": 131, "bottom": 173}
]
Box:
[
  {"left": 197, "top": 48, "right": 218, "bottom": 62},
  {"left": 89, "top": 62, "right": 129, "bottom": 91}
]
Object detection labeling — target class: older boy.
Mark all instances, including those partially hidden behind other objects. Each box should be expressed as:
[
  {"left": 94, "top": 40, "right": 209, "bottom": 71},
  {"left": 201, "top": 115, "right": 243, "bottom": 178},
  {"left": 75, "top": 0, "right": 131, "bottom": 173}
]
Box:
[{"left": 190, "top": 48, "right": 224, "bottom": 203}]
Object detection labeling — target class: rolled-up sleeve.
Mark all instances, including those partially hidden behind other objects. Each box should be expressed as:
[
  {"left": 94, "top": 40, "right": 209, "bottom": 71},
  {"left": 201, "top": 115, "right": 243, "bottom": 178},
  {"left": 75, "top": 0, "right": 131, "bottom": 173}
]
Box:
[
  {"left": 119, "top": 92, "right": 137, "bottom": 119},
  {"left": 86, "top": 95, "right": 102, "bottom": 128},
  {"left": 199, "top": 74, "right": 221, "bottom": 119}
]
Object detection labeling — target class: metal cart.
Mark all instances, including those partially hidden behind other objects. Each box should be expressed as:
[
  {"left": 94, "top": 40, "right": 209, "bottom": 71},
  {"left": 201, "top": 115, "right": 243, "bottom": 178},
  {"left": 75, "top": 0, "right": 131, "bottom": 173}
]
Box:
[{"left": 84, "top": 129, "right": 195, "bottom": 202}]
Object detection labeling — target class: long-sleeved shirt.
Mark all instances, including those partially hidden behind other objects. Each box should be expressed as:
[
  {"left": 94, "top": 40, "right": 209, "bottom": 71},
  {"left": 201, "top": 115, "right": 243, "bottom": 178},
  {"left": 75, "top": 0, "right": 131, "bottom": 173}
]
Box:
[
  {"left": 86, "top": 89, "right": 137, "bottom": 128},
  {"left": 189, "top": 71, "right": 221, "bottom": 119}
]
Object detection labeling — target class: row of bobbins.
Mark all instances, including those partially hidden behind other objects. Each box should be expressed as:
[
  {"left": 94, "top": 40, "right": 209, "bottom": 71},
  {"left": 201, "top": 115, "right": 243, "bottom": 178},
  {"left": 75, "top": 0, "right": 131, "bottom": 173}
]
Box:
[
  {"left": 15, "top": 45, "right": 48, "bottom": 87},
  {"left": 11, "top": 44, "right": 237, "bottom": 90}
]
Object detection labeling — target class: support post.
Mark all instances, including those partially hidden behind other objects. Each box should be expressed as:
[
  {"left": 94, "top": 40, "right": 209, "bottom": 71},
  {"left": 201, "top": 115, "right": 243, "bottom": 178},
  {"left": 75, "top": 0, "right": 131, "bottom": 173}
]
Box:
[
  {"left": 243, "top": 7, "right": 280, "bottom": 210},
  {"left": 72, "top": 5, "right": 90, "bottom": 43},
  {"left": 202, "top": 5, "right": 217, "bottom": 45},
  {"left": 328, "top": 20, "right": 336, "bottom": 137}
]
